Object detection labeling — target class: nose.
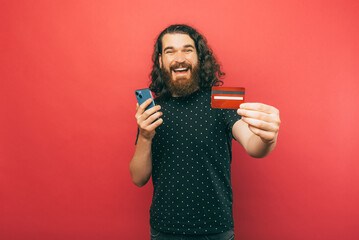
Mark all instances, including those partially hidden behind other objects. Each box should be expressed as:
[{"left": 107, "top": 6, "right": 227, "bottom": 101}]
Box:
[{"left": 174, "top": 51, "right": 185, "bottom": 63}]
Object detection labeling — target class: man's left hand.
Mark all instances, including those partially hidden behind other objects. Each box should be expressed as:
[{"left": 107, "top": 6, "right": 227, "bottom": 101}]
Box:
[{"left": 237, "top": 103, "right": 281, "bottom": 144}]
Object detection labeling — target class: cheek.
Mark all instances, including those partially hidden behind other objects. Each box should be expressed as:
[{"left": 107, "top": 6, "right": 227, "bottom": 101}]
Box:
[
  {"left": 161, "top": 61, "right": 169, "bottom": 70},
  {"left": 191, "top": 58, "right": 198, "bottom": 67},
  {"left": 166, "top": 62, "right": 172, "bottom": 71},
  {"left": 163, "top": 58, "right": 173, "bottom": 68},
  {"left": 190, "top": 54, "right": 199, "bottom": 65}
]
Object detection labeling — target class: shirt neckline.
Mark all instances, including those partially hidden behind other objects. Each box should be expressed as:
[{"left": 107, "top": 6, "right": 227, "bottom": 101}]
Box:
[{"left": 170, "top": 88, "right": 203, "bottom": 101}]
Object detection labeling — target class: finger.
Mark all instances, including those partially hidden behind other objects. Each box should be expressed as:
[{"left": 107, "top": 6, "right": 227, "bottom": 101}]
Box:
[
  {"left": 137, "top": 99, "right": 154, "bottom": 115},
  {"left": 140, "top": 105, "right": 161, "bottom": 121},
  {"left": 142, "top": 111, "right": 163, "bottom": 126},
  {"left": 237, "top": 109, "right": 273, "bottom": 122},
  {"left": 136, "top": 103, "right": 139, "bottom": 111},
  {"left": 248, "top": 125, "right": 277, "bottom": 142},
  {"left": 136, "top": 99, "right": 152, "bottom": 119},
  {"left": 145, "top": 118, "right": 163, "bottom": 132},
  {"left": 240, "top": 103, "right": 279, "bottom": 114},
  {"left": 241, "top": 117, "right": 279, "bottom": 132},
  {"left": 136, "top": 103, "right": 161, "bottom": 120}
]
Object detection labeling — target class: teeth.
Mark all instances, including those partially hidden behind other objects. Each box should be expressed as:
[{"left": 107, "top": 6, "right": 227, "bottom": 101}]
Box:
[{"left": 174, "top": 68, "right": 188, "bottom": 71}]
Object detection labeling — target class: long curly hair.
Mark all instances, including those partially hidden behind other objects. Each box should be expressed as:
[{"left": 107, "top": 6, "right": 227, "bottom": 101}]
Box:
[{"left": 149, "top": 24, "right": 225, "bottom": 99}]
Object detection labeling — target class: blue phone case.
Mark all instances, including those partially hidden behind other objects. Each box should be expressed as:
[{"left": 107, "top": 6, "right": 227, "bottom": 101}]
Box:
[{"left": 135, "top": 88, "right": 156, "bottom": 111}]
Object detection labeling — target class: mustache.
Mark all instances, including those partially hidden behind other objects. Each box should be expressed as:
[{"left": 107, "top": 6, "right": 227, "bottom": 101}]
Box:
[{"left": 170, "top": 62, "right": 192, "bottom": 71}]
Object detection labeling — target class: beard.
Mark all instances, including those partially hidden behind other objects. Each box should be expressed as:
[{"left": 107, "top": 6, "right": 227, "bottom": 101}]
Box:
[{"left": 160, "top": 62, "right": 200, "bottom": 98}]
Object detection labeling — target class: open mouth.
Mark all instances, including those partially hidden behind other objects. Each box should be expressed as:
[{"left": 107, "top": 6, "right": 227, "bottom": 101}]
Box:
[{"left": 172, "top": 67, "right": 190, "bottom": 74}]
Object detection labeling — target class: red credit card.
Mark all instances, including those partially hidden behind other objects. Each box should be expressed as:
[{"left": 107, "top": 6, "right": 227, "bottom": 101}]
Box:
[{"left": 211, "top": 87, "right": 245, "bottom": 109}]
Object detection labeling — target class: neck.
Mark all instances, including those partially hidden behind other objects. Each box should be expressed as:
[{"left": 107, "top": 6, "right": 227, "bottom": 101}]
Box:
[{"left": 172, "top": 86, "right": 200, "bottom": 97}]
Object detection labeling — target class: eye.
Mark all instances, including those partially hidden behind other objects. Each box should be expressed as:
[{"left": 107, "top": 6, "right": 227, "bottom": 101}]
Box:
[{"left": 185, "top": 49, "right": 192, "bottom": 53}]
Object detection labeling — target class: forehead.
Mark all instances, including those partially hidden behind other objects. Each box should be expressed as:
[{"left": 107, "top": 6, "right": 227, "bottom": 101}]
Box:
[{"left": 161, "top": 33, "right": 195, "bottom": 50}]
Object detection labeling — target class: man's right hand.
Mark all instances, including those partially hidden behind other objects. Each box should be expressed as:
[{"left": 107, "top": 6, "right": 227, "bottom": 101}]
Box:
[{"left": 135, "top": 99, "right": 163, "bottom": 140}]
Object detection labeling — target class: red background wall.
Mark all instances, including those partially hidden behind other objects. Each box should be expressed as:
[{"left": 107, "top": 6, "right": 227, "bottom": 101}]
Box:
[{"left": 1, "top": 0, "right": 358, "bottom": 239}]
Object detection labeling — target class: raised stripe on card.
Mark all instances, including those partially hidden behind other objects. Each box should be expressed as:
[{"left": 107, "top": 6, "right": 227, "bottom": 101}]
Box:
[
  {"left": 213, "top": 96, "right": 244, "bottom": 100},
  {"left": 212, "top": 90, "right": 245, "bottom": 95}
]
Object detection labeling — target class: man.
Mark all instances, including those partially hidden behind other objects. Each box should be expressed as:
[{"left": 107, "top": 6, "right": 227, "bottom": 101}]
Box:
[{"left": 129, "top": 24, "right": 280, "bottom": 240}]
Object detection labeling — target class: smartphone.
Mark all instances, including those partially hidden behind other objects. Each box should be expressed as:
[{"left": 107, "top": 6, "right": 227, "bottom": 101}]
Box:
[{"left": 135, "top": 88, "right": 156, "bottom": 111}]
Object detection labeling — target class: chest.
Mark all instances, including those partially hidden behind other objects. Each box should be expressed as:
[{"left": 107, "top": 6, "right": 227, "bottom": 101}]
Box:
[{"left": 154, "top": 100, "right": 227, "bottom": 147}]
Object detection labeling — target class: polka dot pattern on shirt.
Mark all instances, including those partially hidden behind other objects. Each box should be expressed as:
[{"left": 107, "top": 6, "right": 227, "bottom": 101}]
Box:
[{"left": 149, "top": 89, "right": 240, "bottom": 235}]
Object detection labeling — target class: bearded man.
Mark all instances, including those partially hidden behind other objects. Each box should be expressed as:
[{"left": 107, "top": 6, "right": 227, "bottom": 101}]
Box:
[{"left": 129, "top": 24, "right": 281, "bottom": 240}]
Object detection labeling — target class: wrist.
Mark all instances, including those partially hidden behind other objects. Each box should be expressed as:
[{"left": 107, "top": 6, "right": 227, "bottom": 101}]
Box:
[{"left": 137, "top": 134, "right": 154, "bottom": 143}]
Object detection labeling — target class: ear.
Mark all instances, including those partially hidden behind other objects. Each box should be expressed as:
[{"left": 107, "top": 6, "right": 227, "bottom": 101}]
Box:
[{"left": 159, "top": 54, "right": 162, "bottom": 68}]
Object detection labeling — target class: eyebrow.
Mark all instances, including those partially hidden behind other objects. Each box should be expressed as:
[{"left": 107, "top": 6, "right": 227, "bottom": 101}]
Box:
[{"left": 163, "top": 44, "right": 195, "bottom": 53}]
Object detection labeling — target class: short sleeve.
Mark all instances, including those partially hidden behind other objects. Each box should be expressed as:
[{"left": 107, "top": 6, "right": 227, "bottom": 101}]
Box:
[{"left": 222, "top": 109, "right": 241, "bottom": 139}]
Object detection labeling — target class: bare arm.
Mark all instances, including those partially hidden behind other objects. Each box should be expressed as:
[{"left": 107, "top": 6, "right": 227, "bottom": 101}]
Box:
[
  {"left": 129, "top": 99, "right": 163, "bottom": 187},
  {"left": 233, "top": 103, "right": 281, "bottom": 158}
]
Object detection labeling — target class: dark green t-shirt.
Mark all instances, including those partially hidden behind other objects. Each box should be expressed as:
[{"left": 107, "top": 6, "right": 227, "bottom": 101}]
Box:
[{"left": 150, "top": 89, "right": 241, "bottom": 235}]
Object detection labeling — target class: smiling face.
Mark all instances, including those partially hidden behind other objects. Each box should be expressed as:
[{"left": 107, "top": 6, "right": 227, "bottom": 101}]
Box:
[{"left": 159, "top": 33, "right": 200, "bottom": 97}]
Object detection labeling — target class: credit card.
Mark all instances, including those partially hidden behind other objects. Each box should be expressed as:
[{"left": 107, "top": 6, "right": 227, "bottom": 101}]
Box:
[{"left": 211, "top": 86, "right": 245, "bottom": 109}]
